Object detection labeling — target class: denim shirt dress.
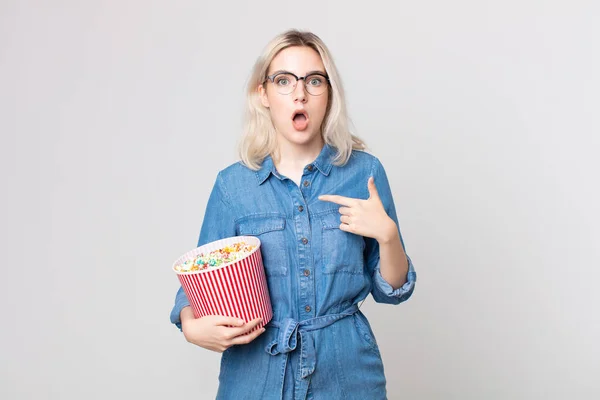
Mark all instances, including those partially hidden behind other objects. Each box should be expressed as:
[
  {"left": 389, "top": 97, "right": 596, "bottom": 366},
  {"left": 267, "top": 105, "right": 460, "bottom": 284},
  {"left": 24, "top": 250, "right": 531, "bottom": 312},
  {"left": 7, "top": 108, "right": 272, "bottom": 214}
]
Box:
[{"left": 170, "top": 143, "right": 417, "bottom": 399}]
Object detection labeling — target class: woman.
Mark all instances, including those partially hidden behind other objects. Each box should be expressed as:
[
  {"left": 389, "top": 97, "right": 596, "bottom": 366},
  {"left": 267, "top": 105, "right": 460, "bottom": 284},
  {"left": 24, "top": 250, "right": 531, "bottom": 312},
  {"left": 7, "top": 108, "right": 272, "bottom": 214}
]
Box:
[{"left": 170, "top": 29, "right": 417, "bottom": 399}]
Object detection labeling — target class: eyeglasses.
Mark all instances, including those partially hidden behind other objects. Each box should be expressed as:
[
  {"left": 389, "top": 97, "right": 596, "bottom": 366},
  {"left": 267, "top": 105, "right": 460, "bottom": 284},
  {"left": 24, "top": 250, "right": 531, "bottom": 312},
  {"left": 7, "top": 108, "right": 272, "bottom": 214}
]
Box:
[{"left": 264, "top": 71, "right": 330, "bottom": 96}]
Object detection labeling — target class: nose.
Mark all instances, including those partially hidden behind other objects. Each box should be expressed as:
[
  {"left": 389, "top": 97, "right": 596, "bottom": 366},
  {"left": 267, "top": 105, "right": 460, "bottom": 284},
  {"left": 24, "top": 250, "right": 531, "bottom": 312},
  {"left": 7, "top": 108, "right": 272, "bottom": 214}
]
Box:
[{"left": 293, "top": 79, "right": 307, "bottom": 103}]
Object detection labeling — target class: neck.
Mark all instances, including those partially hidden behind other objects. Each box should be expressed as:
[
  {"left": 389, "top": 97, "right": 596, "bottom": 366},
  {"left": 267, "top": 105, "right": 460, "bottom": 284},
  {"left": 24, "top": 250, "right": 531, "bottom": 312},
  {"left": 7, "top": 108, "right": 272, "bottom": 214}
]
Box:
[{"left": 273, "top": 137, "right": 324, "bottom": 171}]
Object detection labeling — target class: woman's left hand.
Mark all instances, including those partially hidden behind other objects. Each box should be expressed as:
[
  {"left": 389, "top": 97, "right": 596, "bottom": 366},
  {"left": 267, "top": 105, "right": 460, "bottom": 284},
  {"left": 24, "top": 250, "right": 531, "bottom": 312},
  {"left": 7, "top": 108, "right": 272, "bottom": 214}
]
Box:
[{"left": 318, "top": 177, "right": 398, "bottom": 243}]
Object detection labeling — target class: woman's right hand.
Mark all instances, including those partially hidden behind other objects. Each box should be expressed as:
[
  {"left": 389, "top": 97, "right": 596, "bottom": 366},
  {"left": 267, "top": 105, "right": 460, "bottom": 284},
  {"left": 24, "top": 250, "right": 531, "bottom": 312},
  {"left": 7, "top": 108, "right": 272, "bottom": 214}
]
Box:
[{"left": 180, "top": 306, "right": 266, "bottom": 353}]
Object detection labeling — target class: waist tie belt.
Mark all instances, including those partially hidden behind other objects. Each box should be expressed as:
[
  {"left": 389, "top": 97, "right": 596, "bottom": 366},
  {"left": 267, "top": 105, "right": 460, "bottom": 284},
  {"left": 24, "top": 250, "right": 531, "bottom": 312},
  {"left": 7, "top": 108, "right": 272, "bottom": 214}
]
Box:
[{"left": 264, "top": 303, "right": 359, "bottom": 395}]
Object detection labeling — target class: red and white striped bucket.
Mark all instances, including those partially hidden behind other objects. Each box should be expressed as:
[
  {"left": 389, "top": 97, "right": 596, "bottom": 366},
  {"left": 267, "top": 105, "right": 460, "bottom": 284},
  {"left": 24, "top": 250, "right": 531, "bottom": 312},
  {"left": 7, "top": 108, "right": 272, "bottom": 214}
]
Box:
[{"left": 172, "top": 236, "right": 273, "bottom": 331}]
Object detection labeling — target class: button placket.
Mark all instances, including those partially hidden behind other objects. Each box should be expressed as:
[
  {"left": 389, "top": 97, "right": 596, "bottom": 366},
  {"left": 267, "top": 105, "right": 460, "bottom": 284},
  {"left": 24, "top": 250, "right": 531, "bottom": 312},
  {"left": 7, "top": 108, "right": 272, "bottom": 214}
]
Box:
[{"left": 290, "top": 172, "right": 314, "bottom": 320}]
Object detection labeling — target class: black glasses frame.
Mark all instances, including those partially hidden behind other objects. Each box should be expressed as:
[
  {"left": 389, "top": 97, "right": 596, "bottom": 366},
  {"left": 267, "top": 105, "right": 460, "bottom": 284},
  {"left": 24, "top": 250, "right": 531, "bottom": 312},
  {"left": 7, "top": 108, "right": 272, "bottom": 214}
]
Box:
[{"left": 263, "top": 71, "right": 330, "bottom": 95}]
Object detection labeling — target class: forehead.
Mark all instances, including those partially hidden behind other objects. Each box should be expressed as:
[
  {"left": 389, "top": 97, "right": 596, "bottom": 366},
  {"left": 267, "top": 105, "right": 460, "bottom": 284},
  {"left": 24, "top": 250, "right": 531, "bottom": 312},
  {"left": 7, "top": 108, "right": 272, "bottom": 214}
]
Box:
[{"left": 268, "top": 46, "right": 326, "bottom": 74}]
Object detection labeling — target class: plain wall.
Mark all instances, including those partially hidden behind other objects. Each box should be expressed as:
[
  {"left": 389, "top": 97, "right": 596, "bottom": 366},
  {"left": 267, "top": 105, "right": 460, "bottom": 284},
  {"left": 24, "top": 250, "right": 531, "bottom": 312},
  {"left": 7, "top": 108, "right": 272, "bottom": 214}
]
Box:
[{"left": 1, "top": 1, "right": 598, "bottom": 399}]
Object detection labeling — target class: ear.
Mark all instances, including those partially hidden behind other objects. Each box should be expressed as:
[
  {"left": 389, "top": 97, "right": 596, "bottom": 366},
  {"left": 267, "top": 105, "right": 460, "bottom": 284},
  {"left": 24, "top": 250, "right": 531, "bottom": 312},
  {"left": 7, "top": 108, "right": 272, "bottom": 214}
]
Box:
[{"left": 258, "top": 84, "right": 270, "bottom": 108}]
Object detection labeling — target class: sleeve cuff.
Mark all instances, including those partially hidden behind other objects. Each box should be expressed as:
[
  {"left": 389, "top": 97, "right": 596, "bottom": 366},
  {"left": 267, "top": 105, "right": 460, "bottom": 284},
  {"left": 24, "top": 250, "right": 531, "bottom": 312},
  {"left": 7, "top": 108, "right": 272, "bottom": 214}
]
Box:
[
  {"left": 372, "top": 255, "right": 416, "bottom": 304},
  {"left": 170, "top": 286, "right": 191, "bottom": 332}
]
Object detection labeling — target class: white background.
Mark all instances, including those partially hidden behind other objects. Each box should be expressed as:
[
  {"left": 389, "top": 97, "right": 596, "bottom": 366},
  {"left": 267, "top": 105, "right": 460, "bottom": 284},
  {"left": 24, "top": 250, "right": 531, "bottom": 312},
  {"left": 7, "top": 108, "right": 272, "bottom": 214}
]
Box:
[{"left": 1, "top": 1, "right": 599, "bottom": 399}]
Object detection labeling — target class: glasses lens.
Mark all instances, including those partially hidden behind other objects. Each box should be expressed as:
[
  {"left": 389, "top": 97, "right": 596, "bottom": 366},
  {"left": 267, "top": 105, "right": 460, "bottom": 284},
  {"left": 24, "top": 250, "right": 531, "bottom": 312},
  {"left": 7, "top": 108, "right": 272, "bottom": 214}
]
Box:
[
  {"left": 273, "top": 73, "right": 297, "bottom": 95},
  {"left": 304, "top": 74, "right": 328, "bottom": 96}
]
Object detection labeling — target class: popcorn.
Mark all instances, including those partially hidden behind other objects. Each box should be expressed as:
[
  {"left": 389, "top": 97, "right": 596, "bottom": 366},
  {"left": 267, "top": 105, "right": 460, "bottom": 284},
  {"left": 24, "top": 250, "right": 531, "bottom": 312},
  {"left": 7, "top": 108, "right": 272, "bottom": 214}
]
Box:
[{"left": 174, "top": 241, "right": 257, "bottom": 273}]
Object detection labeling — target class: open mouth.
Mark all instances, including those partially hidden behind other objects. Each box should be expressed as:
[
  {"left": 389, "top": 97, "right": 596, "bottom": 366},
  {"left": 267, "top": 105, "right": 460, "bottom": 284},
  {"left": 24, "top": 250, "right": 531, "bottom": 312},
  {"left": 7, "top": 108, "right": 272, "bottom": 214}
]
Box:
[{"left": 292, "top": 110, "right": 309, "bottom": 131}]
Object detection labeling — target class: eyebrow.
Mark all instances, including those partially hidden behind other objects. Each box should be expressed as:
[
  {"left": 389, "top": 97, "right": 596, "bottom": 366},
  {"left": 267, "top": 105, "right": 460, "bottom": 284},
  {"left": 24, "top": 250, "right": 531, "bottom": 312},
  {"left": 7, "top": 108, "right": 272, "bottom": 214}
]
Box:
[{"left": 269, "top": 69, "right": 328, "bottom": 76}]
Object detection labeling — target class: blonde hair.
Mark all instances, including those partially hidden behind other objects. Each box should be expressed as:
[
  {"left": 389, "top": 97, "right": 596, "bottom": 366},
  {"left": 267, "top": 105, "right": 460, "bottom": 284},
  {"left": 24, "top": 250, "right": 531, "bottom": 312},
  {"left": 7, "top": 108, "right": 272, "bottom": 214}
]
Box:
[{"left": 237, "top": 29, "right": 367, "bottom": 170}]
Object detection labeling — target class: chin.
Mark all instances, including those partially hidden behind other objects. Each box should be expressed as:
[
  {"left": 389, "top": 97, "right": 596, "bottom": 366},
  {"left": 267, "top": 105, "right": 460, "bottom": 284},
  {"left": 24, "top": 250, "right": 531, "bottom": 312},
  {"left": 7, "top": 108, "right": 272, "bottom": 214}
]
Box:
[{"left": 284, "top": 130, "right": 320, "bottom": 146}]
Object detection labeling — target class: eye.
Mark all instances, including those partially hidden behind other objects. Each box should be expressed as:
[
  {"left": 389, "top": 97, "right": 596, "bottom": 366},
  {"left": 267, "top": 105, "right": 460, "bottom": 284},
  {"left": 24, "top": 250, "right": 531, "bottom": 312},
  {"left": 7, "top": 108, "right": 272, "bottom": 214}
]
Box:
[
  {"left": 307, "top": 76, "right": 324, "bottom": 86},
  {"left": 275, "top": 74, "right": 294, "bottom": 86}
]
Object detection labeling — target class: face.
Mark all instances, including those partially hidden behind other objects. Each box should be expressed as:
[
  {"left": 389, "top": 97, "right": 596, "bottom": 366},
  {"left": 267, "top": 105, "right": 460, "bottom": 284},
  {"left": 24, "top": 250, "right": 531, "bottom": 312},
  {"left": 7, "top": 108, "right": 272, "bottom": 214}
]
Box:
[{"left": 259, "top": 46, "right": 330, "bottom": 150}]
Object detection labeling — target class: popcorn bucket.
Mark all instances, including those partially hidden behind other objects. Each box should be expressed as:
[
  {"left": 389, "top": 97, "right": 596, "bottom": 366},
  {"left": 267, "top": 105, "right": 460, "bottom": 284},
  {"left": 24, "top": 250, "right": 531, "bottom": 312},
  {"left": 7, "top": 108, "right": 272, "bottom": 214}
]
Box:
[{"left": 172, "top": 236, "right": 273, "bottom": 331}]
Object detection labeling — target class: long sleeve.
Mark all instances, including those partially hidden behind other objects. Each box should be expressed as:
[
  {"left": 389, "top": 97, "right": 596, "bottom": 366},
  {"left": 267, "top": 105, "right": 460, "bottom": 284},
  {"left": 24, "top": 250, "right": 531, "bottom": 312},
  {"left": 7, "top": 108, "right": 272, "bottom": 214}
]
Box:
[
  {"left": 169, "top": 171, "right": 237, "bottom": 330},
  {"left": 364, "top": 157, "right": 417, "bottom": 305}
]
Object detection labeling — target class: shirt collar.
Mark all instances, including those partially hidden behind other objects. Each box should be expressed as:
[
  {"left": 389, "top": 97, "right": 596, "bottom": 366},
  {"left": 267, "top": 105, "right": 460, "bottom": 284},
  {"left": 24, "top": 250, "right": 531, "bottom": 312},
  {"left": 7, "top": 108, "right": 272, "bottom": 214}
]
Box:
[{"left": 255, "top": 143, "right": 335, "bottom": 185}]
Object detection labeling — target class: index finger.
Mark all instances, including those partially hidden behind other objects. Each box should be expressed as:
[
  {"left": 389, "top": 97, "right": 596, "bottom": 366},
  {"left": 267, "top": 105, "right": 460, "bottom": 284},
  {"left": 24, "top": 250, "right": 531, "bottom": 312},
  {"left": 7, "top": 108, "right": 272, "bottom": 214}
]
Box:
[
  {"left": 224, "top": 317, "right": 263, "bottom": 339},
  {"left": 318, "top": 194, "right": 355, "bottom": 207}
]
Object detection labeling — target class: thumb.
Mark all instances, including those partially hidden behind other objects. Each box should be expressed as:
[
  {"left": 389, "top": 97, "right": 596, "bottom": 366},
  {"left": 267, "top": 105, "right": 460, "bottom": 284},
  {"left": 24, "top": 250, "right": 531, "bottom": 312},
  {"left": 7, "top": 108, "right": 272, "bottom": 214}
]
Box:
[{"left": 367, "top": 176, "right": 379, "bottom": 199}]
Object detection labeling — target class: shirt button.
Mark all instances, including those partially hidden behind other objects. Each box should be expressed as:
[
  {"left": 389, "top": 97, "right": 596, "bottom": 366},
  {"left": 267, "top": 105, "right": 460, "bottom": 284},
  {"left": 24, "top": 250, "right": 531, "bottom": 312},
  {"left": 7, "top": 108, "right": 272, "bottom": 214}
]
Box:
[
  {"left": 298, "top": 205, "right": 304, "bottom": 212},
  {"left": 303, "top": 180, "right": 310, "bottom": 187},
  {"left": 307, "top": 165, "right": 314, "bottom": 171},
  {"left": 301, "top": 237, "right": 309, "bottom": 245},
  {"left": 305, "top": 305, "right": 311, "bottom": 312},
  {"left": 303, "top": 269, "right": 310, "bottom": 276}
]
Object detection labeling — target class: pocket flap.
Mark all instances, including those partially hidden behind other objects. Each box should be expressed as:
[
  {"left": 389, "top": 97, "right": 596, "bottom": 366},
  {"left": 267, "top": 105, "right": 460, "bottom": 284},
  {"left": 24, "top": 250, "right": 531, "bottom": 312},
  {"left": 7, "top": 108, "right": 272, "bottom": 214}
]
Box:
[
  {"left": 238, "top": 216, "right": 286, "bottom": 236},
  {"left": 321, "top": 212, "right": 341, "bottom": 230}
]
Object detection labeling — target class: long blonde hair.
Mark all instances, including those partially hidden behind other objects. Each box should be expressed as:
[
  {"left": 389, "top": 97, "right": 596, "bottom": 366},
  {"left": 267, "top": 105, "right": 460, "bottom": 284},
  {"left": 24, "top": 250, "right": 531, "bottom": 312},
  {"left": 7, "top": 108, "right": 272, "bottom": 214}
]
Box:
[{"left": 237, "top": 29, "right": 367, "bottom": 170}]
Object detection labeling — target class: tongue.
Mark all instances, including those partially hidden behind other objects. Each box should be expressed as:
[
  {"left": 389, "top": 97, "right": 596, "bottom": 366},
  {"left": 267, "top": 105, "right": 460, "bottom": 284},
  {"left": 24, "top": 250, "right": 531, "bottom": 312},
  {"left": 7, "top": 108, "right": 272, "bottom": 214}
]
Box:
[{"left": 293, "top": 114, "right": 308, "bottom": 131}]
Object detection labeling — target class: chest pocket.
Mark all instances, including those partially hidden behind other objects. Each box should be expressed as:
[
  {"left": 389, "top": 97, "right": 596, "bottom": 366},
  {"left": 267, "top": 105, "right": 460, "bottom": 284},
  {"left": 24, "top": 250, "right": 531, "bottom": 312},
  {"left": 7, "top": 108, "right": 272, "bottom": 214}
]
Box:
[
  {"left": 237, "top": 215, "right": 288, "bottom": 277},
  {"left": 320, "top": 211, "right": 365, "bottom": 274}
]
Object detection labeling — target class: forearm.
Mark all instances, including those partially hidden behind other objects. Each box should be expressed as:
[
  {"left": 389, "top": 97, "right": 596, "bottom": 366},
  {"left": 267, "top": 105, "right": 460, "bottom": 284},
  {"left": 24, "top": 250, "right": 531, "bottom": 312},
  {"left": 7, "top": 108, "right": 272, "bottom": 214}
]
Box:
[
  {"left": 180, "top": 306, "right": 194, "bottom": 325},
  {"left": 376, "top": 218, "right": 409, "bottom": 290}
]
